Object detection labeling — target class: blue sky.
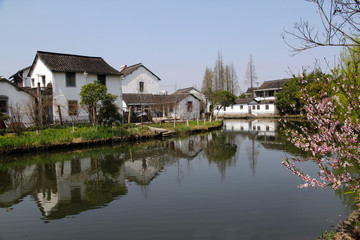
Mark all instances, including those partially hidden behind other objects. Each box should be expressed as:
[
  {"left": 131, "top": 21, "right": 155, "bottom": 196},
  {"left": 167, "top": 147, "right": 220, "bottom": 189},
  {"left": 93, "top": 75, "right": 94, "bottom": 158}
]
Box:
[{"left": 0, "top": 0, "right": 342, "bottom": 93}]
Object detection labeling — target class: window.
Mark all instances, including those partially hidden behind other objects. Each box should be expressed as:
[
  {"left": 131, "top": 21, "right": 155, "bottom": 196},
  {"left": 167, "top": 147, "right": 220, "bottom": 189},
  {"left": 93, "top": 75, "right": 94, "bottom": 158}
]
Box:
[
  {"left": 252, "top": 105, "right": 255, "bottom": 110},
  {"left": 139, "top": 81, "right": 144, "bottom": 92},
  {"left": 266, "top": 126, "right": 270, "bottom": 131},
  {"left": 257, "top": 126, "right": 260, "bottom": 131},
  {"left": 98, "top": 74, "right": 106, "bottom": 86},
  {"left": 0, "top": 96, "right": 8, "bottom": 113},
  {"left": 170, "top": 105, "right": 174, "bottom": 112},
  {"left": 265, "top": 105, "right": 269, "bottom": 110},
  {"left": 31, "top": 78, "right": 35, "bottom": 87},
  {"left": 257, "top": 105, "right": 260, "bottom": 110},
  {"left": 41, "top": 75, "right": 46, "bottom": 87},
  {"left": 231, "top": 105, "right": 233, "bottom": 110},
  {"left": 66, "top": 72, "right": 76, "bottom": 87},
  {"left": 68, "top": 100, "right": 78, "bottom": 116},
  {"left": 240, "top": 105, "right": 243, "bottom": 110},
  {"left": 187, "top": 101, "right": 193, "bottom": 112}
]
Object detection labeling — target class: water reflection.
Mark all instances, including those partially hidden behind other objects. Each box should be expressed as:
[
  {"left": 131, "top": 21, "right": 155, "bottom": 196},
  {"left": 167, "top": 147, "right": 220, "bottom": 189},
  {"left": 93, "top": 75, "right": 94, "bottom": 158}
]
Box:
[
  {"left": 0, "top": 119, "right": 336, "bottom": 222},
  {"left": 0, "top": 134, "right": 225, "bottom": 220}
]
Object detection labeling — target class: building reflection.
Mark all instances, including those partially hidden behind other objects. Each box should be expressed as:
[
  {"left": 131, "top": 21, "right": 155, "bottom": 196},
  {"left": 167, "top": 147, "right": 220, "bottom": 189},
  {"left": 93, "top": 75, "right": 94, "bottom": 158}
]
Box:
[
  {"left": 0, "top": 135, "right": 210, "bottom": 220},
  {"left": 223, "top": 119, "right": 281, "bottom": 176},
  {"left": 0, "top": 121, "right": 284, "bottom": 220}
]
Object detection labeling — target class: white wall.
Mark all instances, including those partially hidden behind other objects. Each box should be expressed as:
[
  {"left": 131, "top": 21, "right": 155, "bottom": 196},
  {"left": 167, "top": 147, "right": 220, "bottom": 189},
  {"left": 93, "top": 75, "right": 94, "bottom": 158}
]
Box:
[
  {"left": 52, "top": 72, "right": 123, "bottom": 122},
  {"left": 122, "top": 66, "right": 160, "bottom": 94},
  {"left": 0, "top": 81, "right": 34, "bottom": 126},
  {"left": 217, "top": 103, "right": 276, "bottom": 117},
  {"left": 169, "top": 95, "right": 200, "bottom": 119},
  {"left": 29, "top": 59, "right": 53, "bottom": 88}
]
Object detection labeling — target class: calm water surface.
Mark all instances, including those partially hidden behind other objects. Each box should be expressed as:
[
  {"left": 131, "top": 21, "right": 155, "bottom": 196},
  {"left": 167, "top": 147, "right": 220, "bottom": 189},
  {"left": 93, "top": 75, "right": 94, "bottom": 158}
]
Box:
[{"left": 0, "top": 120, "right": 354, "bottom": 240}]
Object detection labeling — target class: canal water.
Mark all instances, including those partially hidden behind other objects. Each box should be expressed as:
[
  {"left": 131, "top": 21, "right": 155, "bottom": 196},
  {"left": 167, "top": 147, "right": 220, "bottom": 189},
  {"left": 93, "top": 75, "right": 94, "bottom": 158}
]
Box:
[{"left": 0, "top": 120, "right": 354, "bottom": 240}]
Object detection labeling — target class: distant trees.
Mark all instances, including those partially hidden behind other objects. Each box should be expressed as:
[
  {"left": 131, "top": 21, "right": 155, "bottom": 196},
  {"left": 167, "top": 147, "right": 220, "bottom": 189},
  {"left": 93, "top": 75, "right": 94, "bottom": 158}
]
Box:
[
  {"left": 244, "top": 54, "right": 258, "bottom": 89},
  {"left": 201, "top": 52, "right": 240, "bottom": 99}
]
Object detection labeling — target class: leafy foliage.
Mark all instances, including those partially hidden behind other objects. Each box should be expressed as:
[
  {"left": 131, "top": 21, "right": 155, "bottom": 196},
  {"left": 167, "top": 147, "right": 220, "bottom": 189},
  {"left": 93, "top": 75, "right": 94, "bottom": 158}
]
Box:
[{"left": 80, "top": 80, "right": 108, "bottom": 124}]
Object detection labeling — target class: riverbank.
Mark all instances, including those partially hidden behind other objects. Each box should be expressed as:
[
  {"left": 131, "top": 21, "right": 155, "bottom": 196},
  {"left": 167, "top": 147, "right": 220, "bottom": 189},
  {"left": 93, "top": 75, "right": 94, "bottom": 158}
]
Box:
[
  {"left": 0, "top": 120, "right": 223, "bottom": 155},
  {"left": 318, "top": 208, "right": 360, "bottom": 240}
]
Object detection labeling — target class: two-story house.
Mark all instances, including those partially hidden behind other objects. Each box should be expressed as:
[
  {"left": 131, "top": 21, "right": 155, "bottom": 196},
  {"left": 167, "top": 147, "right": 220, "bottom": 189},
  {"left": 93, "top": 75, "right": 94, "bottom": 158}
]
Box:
[
  {"left": 217, "top": 78, "right": 290, "bottom": 118},
  {"left": 27, "top": 51, "right": 123, "bottom": 122}
]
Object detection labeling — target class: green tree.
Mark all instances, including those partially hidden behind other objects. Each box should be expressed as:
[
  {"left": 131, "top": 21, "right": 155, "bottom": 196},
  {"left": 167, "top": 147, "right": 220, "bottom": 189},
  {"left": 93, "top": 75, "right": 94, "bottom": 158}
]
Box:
[
  {"left": 275, "top": 71, "right": 325, "bottom": 115},
  {"left": 211, "top": 90, "right": 236, "bottom": 118},
  {"left": 80, "top": 81, "right": 108, "bottom": 124},
  {"left": 98, "top": 93, "right": 122, "bottom": 126},
  {"left": 275, "top": 77, "right": 302, "bottom": 115}
]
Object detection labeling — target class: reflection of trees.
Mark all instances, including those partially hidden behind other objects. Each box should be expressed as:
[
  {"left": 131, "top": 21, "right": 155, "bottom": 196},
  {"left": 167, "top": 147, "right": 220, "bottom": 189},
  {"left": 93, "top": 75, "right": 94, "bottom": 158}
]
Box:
[
  {"left": 85, "top": 178, "right": 127, "bottom": 205},
  {"left": 204, "top": 133, "right": 238, "bottom": 179},
  {"left": 246, "top": 134, "right": 259, "bottom": 177}
]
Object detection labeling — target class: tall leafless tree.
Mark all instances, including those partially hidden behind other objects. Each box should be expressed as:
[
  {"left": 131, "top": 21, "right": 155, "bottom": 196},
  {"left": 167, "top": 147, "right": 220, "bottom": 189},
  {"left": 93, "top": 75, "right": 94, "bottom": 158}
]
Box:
[
  {"left": 244, "top": 54, "right": 258, "bottom": 89},
  {"left": 283, "top": 0, "right": 360, "bottom": 53}
]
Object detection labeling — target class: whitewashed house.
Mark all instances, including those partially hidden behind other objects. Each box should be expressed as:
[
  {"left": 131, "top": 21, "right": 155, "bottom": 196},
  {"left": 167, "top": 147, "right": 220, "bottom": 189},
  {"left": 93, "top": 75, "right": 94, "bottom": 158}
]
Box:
[
  {"left": 9, "top": 66, "right": 32, "bottom": 87},
  {"left": 122, "top": 93, "right": 201, "bottom": 120},
  {"left": 27, "top": 51, "right": 123, "bottom": 122},
  {"left": 121, "top": 63, "right": 161, "bottom": 94},
  {"left": 217, "top": 78, "right": 290, "bottom": 118},
  {"left": 173, "top": 87, "right": 209, "bottom": 113},
  {"left": 0, "top": 77, "right": 34, "bottom": 126}
]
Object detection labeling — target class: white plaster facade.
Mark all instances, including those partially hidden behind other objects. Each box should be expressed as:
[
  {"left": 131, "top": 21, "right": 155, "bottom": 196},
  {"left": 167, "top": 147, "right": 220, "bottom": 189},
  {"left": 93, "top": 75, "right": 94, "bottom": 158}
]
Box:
[
  {"left": 28, "top": 52, "right": 123, "bottom": 122},
  {"left": 169, "top": 94, "right": 201, "bottom": 119},
  {"left": 217, "top": 102, "right": 276, "bottom": 117},
  {"left": 122, "top": 64, "right": 160, "bottom": 94},
  {"left": 0, "top": 79, "right": 34, "bottom": 126}
]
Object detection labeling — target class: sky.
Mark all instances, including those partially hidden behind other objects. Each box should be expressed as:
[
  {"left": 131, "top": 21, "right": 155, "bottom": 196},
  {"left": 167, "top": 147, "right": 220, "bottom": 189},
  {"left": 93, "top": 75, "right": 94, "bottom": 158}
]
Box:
[{"left": 0, "top": 0, "right": 343, "bottom": 93}]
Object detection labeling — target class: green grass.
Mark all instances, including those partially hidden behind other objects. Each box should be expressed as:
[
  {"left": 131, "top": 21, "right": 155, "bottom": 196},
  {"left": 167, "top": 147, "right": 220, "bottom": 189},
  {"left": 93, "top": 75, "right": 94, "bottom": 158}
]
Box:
[
  {"left": 0, "top": 121, "right": 222, "bottom": 154},
  {"left": 0, "top": 124, "right": 150, "bottom": 151}
]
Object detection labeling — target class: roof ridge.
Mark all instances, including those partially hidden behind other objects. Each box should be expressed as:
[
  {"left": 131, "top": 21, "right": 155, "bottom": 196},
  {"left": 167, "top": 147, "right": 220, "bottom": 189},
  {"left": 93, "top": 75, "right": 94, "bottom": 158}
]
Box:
[{"left": 37, "top": 51, "right": 102, "bottom": 59}]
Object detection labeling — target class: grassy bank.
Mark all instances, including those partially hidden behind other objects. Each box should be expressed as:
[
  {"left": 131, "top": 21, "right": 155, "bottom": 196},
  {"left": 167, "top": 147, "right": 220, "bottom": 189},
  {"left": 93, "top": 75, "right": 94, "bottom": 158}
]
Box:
[
  {"left": 0, "top": 120, "right": 222, "bottom": 155},
  {"left": 149, "top": 120, "right": 222, "bottom": 135}
]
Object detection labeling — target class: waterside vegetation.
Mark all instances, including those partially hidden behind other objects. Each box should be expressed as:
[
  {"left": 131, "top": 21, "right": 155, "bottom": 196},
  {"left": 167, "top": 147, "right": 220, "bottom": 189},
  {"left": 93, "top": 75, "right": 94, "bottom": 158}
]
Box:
[{"left": 0, "top": 120, "right": 223, "bottom": 155}]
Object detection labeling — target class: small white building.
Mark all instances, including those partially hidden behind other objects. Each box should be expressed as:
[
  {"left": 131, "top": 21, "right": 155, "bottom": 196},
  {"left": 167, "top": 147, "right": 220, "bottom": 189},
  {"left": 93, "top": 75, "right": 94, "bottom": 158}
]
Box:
[
  {"left": 122, "top": 93, "right": 201, "bottom": 120},
  {"left": 9, "top": 66, "right": 32, "bottom": 87},
  {"left": 27, "top": 51, "right": 123, "bottom": 122},
  {"left": 121, "top": 63, "right": 161, "bottom": 94},
  {"left": 216, "top": 78, "right": 290, "bottom": 118},
  {"left": 0, "top": 78, "right": 34, "bottom": 126}
]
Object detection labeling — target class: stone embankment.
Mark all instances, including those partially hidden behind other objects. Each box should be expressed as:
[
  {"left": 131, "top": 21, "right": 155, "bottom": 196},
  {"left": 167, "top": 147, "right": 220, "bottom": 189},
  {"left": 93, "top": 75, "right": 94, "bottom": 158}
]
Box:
[{"left": 318, "top": 209, "right": 360, "bottom": 240}]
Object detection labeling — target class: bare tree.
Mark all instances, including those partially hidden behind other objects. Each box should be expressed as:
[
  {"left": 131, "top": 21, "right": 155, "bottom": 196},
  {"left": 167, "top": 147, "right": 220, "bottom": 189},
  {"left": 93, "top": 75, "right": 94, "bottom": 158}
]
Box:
[
  {"left": 62, "top": 102, "right": 81, "bottom": 132},
  {"left": 282, "top": 0, "right": 360, "bottom": 53},
  {"left": 201, "top": 67, "right": 214, "bottom": 98},
  {"left": 244, "top": 54, "right": 258, "bottom": 89},
  {"left": 225, "top": 63, "right": 240, "bottom": 95},
  {"left": 213, "top": 51, "right": 225, "bottom": 91},
  {"left": 8, "top": 103, "right": 25, "bottom": 136},
  {"left": 25, "top": 97, "right": 52, "bottom": 135}
]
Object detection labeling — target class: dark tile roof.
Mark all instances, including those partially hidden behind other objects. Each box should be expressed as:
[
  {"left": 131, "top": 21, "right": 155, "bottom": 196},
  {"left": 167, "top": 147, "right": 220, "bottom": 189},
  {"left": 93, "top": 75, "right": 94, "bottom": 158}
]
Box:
[
  {"left": 123, "top": 93, "right": 197, "bottom": 105},
  {"left": 245, "top": 87, "right": 257, "bottom": 93},
  {"left": 256, "top": 78, "right": 291, "bottom": 90},
  {"left": 28, "top": 51, "right": 122, "bottom": 76},
  {"left": 9, "top": 66, "right": 31, "bottom": 79},
  {"left": 235, "top": 98, "right": 253, "bottom": 104},
  {"left": 173, "top": 87, "right": 199, "bottom": 94},
  {"left": 121, "top": 63, "right": 161, "bottom": 80}
]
